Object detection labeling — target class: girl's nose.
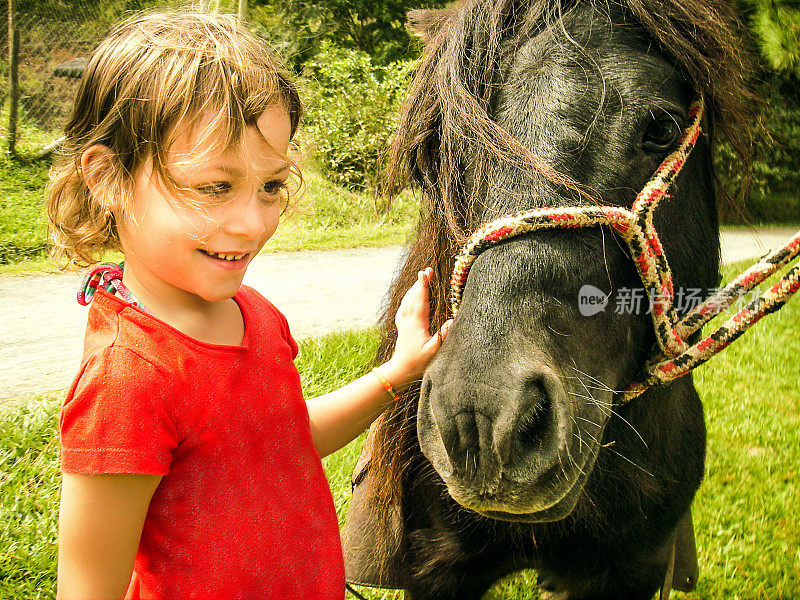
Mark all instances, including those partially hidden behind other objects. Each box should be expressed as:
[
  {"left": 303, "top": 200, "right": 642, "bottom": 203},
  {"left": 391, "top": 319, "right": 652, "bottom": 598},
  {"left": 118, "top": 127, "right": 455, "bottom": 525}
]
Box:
[{"left": 220, "top": 193, "right": 271, "bottom": 240}]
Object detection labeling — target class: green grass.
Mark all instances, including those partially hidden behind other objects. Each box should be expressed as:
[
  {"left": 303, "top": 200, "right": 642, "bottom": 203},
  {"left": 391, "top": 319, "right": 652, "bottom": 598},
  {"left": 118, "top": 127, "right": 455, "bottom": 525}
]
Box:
[
  {"left": 266, "top": 169, "right": 417, "bottom": 253},
  {"left": 1, "top": 261, "right": 798, "bottom": 599},
  {"left": 0, "top": 154, "right": 51, "bottom": 267}
]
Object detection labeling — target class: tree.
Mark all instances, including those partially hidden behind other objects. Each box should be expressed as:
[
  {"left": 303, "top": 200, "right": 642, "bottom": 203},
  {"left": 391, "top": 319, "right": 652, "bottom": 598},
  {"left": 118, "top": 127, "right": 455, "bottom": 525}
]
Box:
[
  {"left": 249, "top": 0, "right": 447, "bottom": 69},
  {"left": 747, "top": 0, "right": 800, "bottom": 77}
]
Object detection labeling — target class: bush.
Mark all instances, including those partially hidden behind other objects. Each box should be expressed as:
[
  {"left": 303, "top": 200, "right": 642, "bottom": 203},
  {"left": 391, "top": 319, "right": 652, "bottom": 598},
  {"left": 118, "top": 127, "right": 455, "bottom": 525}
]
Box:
[
  {"left": 248, "top": 0, "right": 446, "bottom": 70},
  {"left": 301, "top": 46, "right": 415, "bottom": 201},
  {"left": 716, "top": 72, "right": 800, "bottom": 224}
]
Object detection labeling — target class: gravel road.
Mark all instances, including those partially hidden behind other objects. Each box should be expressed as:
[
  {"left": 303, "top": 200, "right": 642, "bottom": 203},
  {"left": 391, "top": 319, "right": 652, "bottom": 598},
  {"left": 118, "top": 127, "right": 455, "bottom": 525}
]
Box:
[{"left": 0, "top": 228, "right": 796, "bottom": 405}]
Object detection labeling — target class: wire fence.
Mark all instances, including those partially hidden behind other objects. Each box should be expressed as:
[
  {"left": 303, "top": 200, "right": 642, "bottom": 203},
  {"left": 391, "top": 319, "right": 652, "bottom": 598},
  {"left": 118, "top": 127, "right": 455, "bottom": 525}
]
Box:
[
  {"left": 2, "top": 0, "right": 247, "bottom": 156},
  {"left": 2, "top": 4, "right": 114, "bottom": 155}
]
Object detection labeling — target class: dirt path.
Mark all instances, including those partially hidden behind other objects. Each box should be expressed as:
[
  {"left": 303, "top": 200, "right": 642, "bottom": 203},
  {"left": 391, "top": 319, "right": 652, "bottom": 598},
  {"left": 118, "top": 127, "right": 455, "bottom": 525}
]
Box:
[{"left": 0, "top": 228, "right": 796, "bottom": 405}]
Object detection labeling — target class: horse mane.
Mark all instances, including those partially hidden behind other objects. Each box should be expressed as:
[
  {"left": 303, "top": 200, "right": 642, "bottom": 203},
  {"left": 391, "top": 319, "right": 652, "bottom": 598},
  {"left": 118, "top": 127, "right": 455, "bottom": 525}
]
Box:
[{"left": 367, "top": 0, "right": 756, "bottom": 545}]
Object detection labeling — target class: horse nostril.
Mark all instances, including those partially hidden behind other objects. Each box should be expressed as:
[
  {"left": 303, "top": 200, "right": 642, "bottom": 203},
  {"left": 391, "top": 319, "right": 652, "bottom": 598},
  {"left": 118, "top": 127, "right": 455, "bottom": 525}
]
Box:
[{"left": 512, "top": 380, "right": 552, "bottom": 458}]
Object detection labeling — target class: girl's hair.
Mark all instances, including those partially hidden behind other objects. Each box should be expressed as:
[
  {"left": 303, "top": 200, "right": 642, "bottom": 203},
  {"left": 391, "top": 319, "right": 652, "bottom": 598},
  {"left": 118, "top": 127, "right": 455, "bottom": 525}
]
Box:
[{"left": 46, "top": 10, "right": 303, "bottom": 268}]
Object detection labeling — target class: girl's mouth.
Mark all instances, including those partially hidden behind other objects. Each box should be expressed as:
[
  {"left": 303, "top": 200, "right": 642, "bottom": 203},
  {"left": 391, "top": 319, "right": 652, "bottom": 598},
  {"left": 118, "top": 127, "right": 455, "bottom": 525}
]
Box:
[{"left": 199, "top": 249, "right": 251, "bottom": 270}]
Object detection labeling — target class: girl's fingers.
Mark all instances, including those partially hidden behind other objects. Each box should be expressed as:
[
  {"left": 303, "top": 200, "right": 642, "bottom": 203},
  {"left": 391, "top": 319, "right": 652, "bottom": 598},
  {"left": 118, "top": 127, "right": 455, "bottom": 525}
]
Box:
[
  {"left": 421, "top": 319, "right": 453, "bottom": 354},
  {"left": 397, "top": 268, "right": 433, "bottom": 322},
  {"left": 391, "top": 270, "right": 451, "bottom": 380}
]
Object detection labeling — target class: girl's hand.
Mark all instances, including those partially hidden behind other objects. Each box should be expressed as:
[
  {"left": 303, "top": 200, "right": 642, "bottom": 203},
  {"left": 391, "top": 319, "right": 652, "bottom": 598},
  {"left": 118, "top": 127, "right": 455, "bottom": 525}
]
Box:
[
  {"left": 306, "top": 267, "right": 452, "bottom": 456},
  {"left": 382, "top": 267, "right": 453, "bottom": 388}
]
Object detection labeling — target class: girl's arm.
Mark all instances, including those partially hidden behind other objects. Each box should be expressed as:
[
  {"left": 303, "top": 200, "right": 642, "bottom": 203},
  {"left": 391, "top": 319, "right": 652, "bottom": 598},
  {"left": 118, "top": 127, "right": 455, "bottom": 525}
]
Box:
[
  {"left": 307, "top": 268, "right": 452, "bottom": 458},
  {"left": 57, "top": 473, "right": 161, "bottom": 600}
]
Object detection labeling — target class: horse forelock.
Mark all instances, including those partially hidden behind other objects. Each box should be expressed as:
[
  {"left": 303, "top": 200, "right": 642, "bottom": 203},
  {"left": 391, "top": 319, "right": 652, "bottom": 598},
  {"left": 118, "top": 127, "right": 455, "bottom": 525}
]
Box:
[{"left": 387, "top": 0, "right": 754, "bottom": 221}]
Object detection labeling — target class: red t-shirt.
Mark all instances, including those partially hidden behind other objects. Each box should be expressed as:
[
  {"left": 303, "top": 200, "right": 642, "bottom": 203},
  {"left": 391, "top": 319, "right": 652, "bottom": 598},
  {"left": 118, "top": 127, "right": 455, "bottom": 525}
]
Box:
[{"left": 60, "top": 287, "right": 345, "bottom": 600}]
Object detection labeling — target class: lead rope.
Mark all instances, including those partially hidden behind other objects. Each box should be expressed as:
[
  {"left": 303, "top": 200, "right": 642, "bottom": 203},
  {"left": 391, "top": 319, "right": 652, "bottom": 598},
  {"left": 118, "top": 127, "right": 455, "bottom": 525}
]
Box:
[{"left": 450, "top": 98, "right": 800, "bottom": 404}]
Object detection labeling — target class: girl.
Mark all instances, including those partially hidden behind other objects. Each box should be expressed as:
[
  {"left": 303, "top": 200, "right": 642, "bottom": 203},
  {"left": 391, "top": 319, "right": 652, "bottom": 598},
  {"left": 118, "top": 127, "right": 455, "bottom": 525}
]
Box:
[{"left": 47, "top": 11, "right": 450, "bottom": 600}]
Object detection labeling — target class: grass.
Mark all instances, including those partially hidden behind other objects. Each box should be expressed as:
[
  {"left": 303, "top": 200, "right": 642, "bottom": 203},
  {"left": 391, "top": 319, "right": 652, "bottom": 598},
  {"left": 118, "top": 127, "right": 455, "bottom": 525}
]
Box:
[
  {"left": 266, "top": 169, "right": 417, "bottom": 253},
  {"left": 0, "top": 154, "right": 51, "bottom": 267},
  {"left": 1, "top": 260, "right": 798, "bottom": 599}
]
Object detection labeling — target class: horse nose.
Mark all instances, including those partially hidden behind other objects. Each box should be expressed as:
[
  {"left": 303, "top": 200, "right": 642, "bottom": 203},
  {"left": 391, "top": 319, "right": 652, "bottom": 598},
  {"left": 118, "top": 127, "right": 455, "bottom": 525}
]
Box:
[
  {"left": 420, "top": 373, "right": 502, "bottom": 482},
  {"left": 420, "top": 368, "right": 566, "bottom": 483}
]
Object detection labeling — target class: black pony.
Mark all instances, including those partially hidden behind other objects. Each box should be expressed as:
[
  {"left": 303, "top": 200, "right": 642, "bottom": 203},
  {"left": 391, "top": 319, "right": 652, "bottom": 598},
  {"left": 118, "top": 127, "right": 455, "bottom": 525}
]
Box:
[{"left": 345, "top": 1, "right": 755, "bottom": 598}]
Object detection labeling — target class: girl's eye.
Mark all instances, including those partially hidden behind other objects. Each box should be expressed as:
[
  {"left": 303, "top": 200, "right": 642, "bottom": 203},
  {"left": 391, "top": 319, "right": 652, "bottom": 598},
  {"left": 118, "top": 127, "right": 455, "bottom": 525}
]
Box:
[
  {"left": 196, "top": 182, "right": 231, "bottom": 197},
  {"left": 260, "top": 180, "right": 287, "bottom": 198}
]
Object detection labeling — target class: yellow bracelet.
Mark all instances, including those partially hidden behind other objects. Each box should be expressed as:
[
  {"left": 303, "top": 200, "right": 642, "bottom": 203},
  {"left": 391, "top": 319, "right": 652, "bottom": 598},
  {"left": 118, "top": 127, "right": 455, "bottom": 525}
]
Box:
[{"left": 372, "top": 367, "right": 400, "bottom": 401}]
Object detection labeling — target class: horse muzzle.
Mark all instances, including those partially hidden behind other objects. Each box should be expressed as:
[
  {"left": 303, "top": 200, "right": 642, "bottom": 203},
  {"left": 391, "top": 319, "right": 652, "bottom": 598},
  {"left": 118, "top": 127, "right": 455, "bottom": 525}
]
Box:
[{"left": 418, "top": 346, "right": 609, "bottom": 521}]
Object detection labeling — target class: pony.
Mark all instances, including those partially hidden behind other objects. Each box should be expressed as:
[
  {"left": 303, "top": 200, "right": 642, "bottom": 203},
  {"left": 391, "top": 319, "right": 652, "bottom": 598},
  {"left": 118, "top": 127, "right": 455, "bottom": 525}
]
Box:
[{"left": 344, "top": 1, "right": 756, "bottom": 598}]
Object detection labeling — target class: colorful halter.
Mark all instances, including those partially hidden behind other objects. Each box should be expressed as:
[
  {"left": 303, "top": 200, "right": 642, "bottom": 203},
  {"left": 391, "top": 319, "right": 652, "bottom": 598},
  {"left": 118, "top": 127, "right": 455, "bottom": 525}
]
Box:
[{"left": 450, "top": 99, "right": 800, "bottom": 404}]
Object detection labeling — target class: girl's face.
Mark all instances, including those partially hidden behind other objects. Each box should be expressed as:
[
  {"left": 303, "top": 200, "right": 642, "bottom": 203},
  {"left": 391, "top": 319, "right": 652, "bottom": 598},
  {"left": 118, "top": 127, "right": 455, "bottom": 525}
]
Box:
[{"left": 117, "top": 106, "right": 292, "bottom": 309}]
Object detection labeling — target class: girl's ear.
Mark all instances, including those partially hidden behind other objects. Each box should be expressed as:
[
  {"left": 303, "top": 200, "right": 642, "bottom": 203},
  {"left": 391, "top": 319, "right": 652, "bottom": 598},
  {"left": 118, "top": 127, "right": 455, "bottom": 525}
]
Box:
[{"left": 80, "top": 144, "right": 116, "bottom": 199}]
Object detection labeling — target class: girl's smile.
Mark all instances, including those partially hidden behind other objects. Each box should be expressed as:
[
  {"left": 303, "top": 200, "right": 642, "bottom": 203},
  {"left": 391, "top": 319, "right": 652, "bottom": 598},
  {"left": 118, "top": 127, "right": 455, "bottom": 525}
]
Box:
[{"left": 198, "top": 249, "right": 253, "bottom": 270}]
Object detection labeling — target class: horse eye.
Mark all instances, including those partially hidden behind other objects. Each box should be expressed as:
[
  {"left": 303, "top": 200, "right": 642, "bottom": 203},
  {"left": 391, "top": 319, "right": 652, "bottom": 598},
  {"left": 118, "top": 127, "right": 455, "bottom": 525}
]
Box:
[{"left": 642, "top": 116, "right": 682, "bottom": 152}]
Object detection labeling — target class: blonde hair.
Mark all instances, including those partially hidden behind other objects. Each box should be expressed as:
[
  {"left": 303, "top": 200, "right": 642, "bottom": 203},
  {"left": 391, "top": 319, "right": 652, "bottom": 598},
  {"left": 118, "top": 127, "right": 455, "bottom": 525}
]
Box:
[{"left": 46, "top": 10, "right": 303, "bottom": 268}]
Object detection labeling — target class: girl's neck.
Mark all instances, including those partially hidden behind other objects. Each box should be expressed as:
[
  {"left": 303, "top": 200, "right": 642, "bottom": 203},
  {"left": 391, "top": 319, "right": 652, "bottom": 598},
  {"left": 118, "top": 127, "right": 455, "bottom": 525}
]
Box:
[{"left": 121, "top": 264, "right": 245, "bottom": 346}]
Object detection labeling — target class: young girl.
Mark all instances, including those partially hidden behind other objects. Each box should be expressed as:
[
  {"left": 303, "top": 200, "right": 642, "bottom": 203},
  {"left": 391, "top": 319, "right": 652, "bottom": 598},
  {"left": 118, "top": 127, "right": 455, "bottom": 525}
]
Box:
[{"left": 47, "top": 11, "right": 450, "bottom": 600}]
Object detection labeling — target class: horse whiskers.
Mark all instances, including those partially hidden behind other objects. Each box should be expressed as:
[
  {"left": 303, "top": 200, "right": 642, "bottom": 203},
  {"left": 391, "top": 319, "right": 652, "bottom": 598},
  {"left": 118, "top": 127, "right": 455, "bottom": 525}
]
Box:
[
  {"left": 546, "top": 324, "right": 572, "bottom": 337},
  {"left": 569, "top": 410, "right": 652, "bottom": 480},
  {"left": 565, "top": 366, "right": 649, "bottom": 450},
  {"left": 566, "top": 364, "right": 621, "bottom": 394},
  {"left": 562, "top": 376, "right": 620, "bottom": 396},
  {"left": 567, "top": 390, "right": 613, "bottom": 408},
  {"left": 604, "top": 445, "right": 655, "bottom": 479},
  {"left": 566, "top": 389, "right": 648, "bottom": 450},
  {"left": 569, "top": 414, "right": 587, "bottom": 452},
  {"left": 573, "top": 414, "right": 603, "bottom": 429},
  {"left": 572, "top": 426, "right": 653, "bottom": 479},
  {"left": 609, "top": 409, "right": 649, "bottom": 449},
  {"left": 565, "top": 424, "right": 588, "bottom": 479},
  {"left": 564, "top": 375, "right": 613, "bottom": 396}
]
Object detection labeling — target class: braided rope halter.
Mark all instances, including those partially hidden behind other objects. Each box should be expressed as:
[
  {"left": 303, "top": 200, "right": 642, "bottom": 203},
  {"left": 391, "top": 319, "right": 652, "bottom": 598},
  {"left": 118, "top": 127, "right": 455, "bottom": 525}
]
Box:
[{"left": 450, "top": 99, "right": 800, "bottom": 405}]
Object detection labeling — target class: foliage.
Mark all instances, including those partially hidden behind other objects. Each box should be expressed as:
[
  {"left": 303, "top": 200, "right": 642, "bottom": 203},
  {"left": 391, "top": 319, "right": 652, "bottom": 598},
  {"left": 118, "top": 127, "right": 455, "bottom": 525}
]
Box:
[
  {"left": 715, "top": 72, "right": 800, "bottom": 224},
  {"left": 249, "top": 0, "right": 445, "bottom": 69},
  {"left": 714, "top": 1, "right": 800, "bottom": 223},
  {"left": 301, "top": 46, "right": 415, "bottom": 199},
  {"left": 744, "top": 0, "right": 800, "bottom": 77}
]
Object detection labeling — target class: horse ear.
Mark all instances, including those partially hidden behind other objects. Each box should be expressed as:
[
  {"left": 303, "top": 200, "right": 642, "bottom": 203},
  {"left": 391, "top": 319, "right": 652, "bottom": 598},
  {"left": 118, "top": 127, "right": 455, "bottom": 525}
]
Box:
[{"left": 407, "top": 8, "right": 452, "bottom": 44}]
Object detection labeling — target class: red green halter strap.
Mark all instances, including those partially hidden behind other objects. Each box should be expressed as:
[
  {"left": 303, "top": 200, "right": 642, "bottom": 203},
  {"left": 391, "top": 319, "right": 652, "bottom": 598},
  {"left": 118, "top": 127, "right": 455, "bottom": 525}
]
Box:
[
  {"left": 450, "top": 99, "right": 800, "bottom": 404},
  {"left": 78, "top": 262, "right": 150, "bottom": 314}
]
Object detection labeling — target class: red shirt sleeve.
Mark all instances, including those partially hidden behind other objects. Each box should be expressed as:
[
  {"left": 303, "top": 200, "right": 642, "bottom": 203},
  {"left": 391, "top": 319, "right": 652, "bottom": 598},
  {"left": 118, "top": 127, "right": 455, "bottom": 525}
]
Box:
[{"left": 60, "top": 346, "right": 180, "bottom": 475}]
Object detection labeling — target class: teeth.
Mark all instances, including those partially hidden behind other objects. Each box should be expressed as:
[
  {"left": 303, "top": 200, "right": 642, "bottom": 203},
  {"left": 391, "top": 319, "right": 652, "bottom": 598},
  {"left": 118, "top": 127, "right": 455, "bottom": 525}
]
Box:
[{"left": 206, "top": 251, "right": 245, "bottom": 261}]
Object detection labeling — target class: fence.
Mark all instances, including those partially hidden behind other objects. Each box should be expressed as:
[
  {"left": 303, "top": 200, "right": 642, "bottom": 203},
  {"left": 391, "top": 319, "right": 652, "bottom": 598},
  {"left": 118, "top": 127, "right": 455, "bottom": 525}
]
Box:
[
  {"left": 2, "top": 1, "right": 109, "bottom": 155},
  {"left": 2, "top": 0, "right": 248, "bottom": 156}
]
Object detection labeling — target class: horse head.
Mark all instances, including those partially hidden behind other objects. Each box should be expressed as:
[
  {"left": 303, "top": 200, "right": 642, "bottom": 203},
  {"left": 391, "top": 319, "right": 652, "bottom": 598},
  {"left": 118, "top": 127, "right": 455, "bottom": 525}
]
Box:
[{"left": 360, "top": 1, "right": 755, "bottom": 596}]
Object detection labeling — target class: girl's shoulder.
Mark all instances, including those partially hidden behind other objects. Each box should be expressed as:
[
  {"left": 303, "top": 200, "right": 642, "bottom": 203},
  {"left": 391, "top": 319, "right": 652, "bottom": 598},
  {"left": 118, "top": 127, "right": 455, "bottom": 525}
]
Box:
[
  {"left": 83, "top": 289, "right": 205, "bottom": 376},
  {"left": 235, "top": 285, "right": 298, "bottom": 356}
]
